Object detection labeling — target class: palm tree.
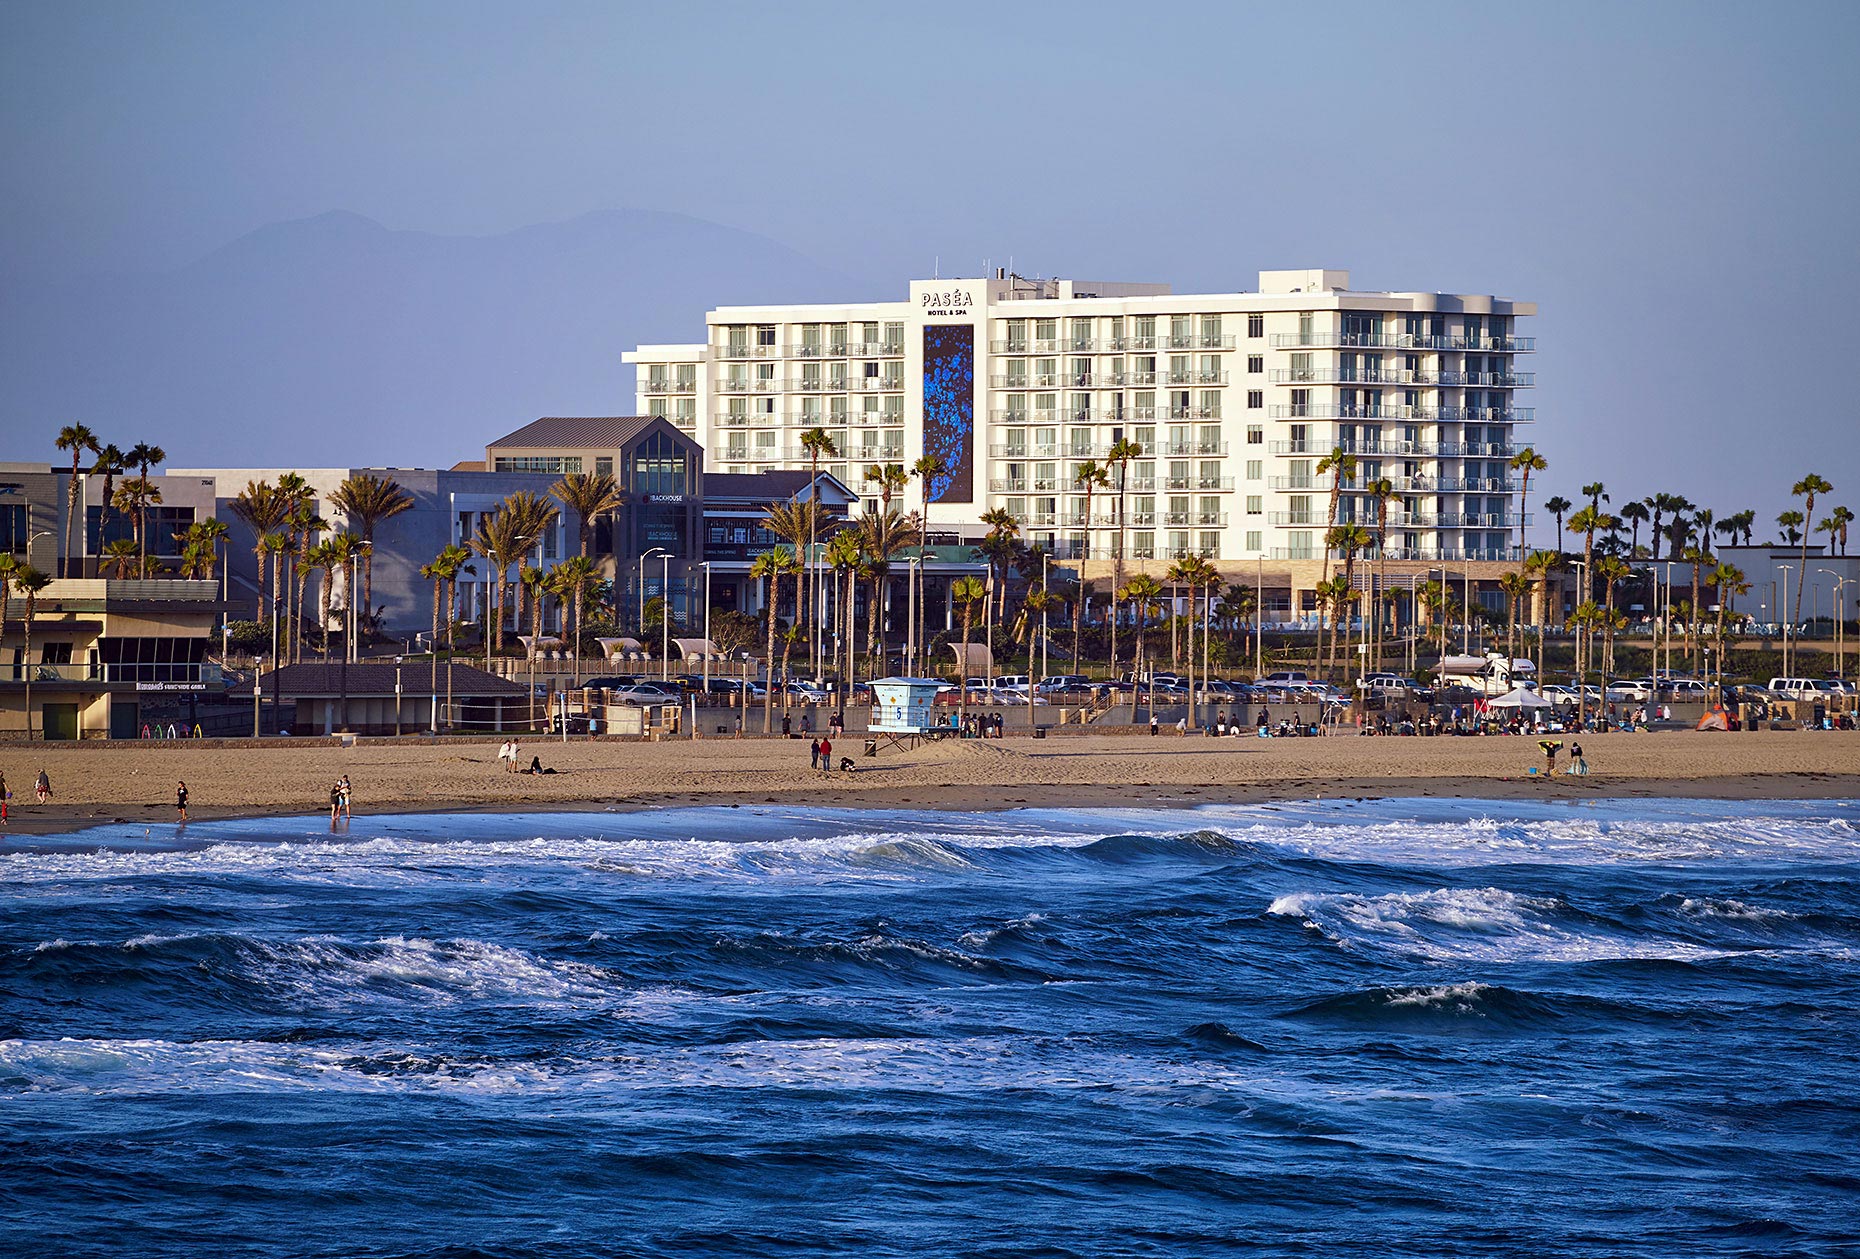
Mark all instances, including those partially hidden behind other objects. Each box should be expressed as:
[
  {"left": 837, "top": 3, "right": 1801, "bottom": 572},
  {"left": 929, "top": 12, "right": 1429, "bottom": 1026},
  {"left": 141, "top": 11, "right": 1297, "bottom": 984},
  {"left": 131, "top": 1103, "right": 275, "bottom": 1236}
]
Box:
[
  {"left": 99, "top": 539, "right": 141, "bottom": 579},
  {"left": 1777, "top": 509, "right": 1805, "bottom": 546},
  {"left": 124, "top": 443, "right": 166, "bottom": 566},
  {"left": 1499, "top": 571, "right": 1531, "bottom": 666},
  {"left": 824, "top": 530, "right": 864, "bottom": 697},
  {"left": 89, "top": 444, "right": 128, "bottom": 566},
  {"left": 1583, "top": 482, "right": 1608, "bottom": 514},
  {"left": 317, "top": 534, "right": 364, "bottom": 659},
  {"left": 764, "top": 495, "right": 833, "bottom": 675},
  {"left": 1648, "top": 493, "right": 1682, "bottom": 562},
  {"left": 55, "top": 424, "right": 100, "bottom": 577},
  {"left": 1544, "top": 496, "right": 1573, "bottom": 554},
  {"left": 854, "top": 507, "right": 922, "bottom": 681},
  {"left": 1325, "top": 523, "right": 1372, "bottom": 678},
  {"left": 1417, "top": 579, "right": 1451, "bottom": 659},
  {"left": 862, "top": 463, "right": 909, "bottom": 511},
  {"left": 1120, "top": 573, "right": 1164, "bottom": 716},
  {"left": 547, "top": 555, "right": 600, "bottom": 687},
  {"left": 231, "top": 480, "right": 290, "bottom": 620},
  {"left": 14, "top": 565, "right": 51, "bottom": 739},
  {"left": 1106, "top": 436, "right": 1143, "bottom": 617},
  {"left": 430, "top": 544, "right": 472, "bottom": 726},
  {"left": 1070, "top": 459, "right": 1109, "bottom": 670},
  {"left": 330, "top": 473, "right": 415, "bottom": 622},
  {"left": 1710, "top": 563, "right": 1749, "bottom": 691},
  {"left": 1363, "top": 476, "right": 1396, "bottom": 672},
  {"left": 1316, "top": 447, "right": 1357, "bottom": 580},
  {"left": 471, "top": 510, "right": 524, "bottom": 663},
  {"left": 180, "top": 518, "right": 229, "bottom": 581},
  {"left": 1790, "top": 474, "right": 1833, "bottom": 626},
  {"left": 1828, "top": 505, "right": 1854, "bottom": 556},
  {"left": 750, "top": 546, "right": 798, "bottom": 728},
  {"left": 0, "top": 553, "right": 16, "bottom": 636},
  {"left": 977, "top": 506, "right": 1020, "bottom": 621},
  {"left": 111, "top": 477, "right": 162, "bottom": 570},
  {"left": 1568, "top": 505, "right": 1608, "bottom": 603},
  {"left": 1727, "top": 509, "right": 1757, "bottom": 547},
  {"left": 951, "top": 575, "right": 988, "bottom": 721},
  {"left": 1595, "top": 554, "right": 1631, "bottom": 675},
  {"left": 1566, "top": 600, "right": 1606, "bottom": 704},
  {"left": 551, "top": 471, "right": 625, "bottom": 559},
  {"left": 798, "top": 427, "right": 840, "bottom": 671},
  {"left": 1508, "top": 446, "right": 1546, "bottom": 560},
  {"left": 1522, "top": 548, "right": 1559, "bottom": 634},
  {"left": 908, "top": 454, "right": 949, "bottom": 664},
  {"left": 420, "top": 558, "right": 444, "bottom": 719},
  {"left": 1617, "top": 499, "right": 1649, "bottom": 557}
]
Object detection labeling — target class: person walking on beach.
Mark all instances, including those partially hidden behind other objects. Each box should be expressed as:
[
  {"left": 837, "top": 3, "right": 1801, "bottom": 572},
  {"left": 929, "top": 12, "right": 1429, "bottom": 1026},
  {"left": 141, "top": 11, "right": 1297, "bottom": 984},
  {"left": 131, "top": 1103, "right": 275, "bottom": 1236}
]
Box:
[
  {"left": 35, "top": 768, "right": 51, "bottom": 804},
  {"left": 818, "top": 737, "right": 832, "bottom": 776},
  {"left": 497, "top": 740, "right": 512, "bottom": 772},
  {"left": 175, "top": 781, "right": 189, "bottom": 822},
  {"left": 809, "top": 737, "right": 821, "bottom": 770}
]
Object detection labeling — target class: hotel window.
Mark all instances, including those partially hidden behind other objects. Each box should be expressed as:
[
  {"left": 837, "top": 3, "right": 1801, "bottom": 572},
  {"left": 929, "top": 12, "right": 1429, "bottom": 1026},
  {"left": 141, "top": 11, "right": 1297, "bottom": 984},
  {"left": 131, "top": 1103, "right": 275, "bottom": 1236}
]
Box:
[
  {"left": 863, "top": 396, "right": 881, "bottom": 423},
  {"left": 1005, "top": 319, "right": 1028, "bottom": 352},
  {"left": 1245, "top": 530, "right": 1262, "bottom": 552},
  {"left": 1133, "top": 425, "right": 1155, "bottom": 450},
  {"left": 1198, "top": 391, "right": 1221, "bottom": 418},
  {"left": 1199, "top": 532, "right": 1220, "bottom": 557},
  {"left": 1247, "top": 313, "right": 1264, "bottom": 338},
  {"left": 1246, "top": 495, "right": 1263, "bottom": 515},
  {"left": 801, "top": 363, "right": 822, "bottom": 391},
  {"left": 800, "top": 324, "right": 822, "bottom": 355},
  {"left": 1034, "top": 318, "right": 1057, "bottom": 348},
  {"left": 1247, "top": 390, "right": 1263, "bottom": 409},
  {"left": 1246, "top": 425, "right": 1263, "bottom": 445},
  {"left": 1033, "top": 426, "right": 1057, "bottom": 455},
  {"left": 829, "top": 396, "right": 848, "bottom": 422},
  {"left": 1070, "top": 357, "right": 1091, "bottom": 385},
  {"left": 1170, "top": 315, "right": 1192, "bottom": 347},
  {"left": 1246, "top": 459, "right": 1262, "bottom": 480},
  {"left": 1068, "top": 392, "right": 1090, "bottom": 422},
  {"left": 756, "top": 324, "right": 776, "bottom": 348},
  {"left": 801, "top": 397, "right": 822, "bottom": 422},
  {"left": 1168, "top": 530, "right": 1189, "bottom": 555},
  {"left": 1247, "top": 355, "right": 1263, "bottom": 373},
  {"left": 829, "top": 324, "right": 848, "bottom": 356},
  {"left": 882, "top": 322, "right": 903, "bottom": 352},
  {"left": 1133, "top": 315, "right": 1156, "bottom": 347},
  {"left": 882, "top": 396, "right": 903, "bottom": 422},
  {"left": 648, "top": 399, "right": 669, "bottom": 420},
  {"left": 755, "top": 396, "right": 775, "bottom": 417},
  {"left": 595, "top": 456, "right": 613, "bottom": 476},
  {"left": 1069, "top": 318, "right": 1092, "bottom": 350},
  {"left": 756, "top": 362, "right": 776, "bottom": 387},
  {"left": 1287, "top": 531, "right": 1314, "bottom": 560},
  {"left": 1135, "top": 531, "right": 1155, "bottom": 559}
]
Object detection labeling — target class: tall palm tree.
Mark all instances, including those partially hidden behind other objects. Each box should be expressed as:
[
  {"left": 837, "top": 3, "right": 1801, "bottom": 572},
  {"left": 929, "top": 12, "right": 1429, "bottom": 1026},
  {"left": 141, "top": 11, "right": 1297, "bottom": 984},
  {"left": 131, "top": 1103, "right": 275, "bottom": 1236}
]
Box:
[
  {"left": 111, "top": 477, "right": 161, "bottom": 571},
  {"left": 1617, "top": 499, "right": 1649, "bottom": 557},
  {"left": 1544, "top": 496, "right": 1573, "bottom": 554},
  {"left": 1498, "top": 571, "right": 1531, "bottom": 666},
  {"left": 909, "top": 454, "right": 948, "bottom": 512},
  {"left": 1522, "top": 548, "right": 1559, "bottom": 634},
  {"left": 1070, "top": 459, "right": 1109, "bottom": 670},
  {"left": 180, "top": 518, "right": 230, "bottom": 581},
  {"left": 1568, "top": 505, "right": 1608, "bottom": 603},
  {"left": 1595, "top": 554, "right": 1631, "bottom": 675},
  {"left": 1790, "top": 473, "right": 1834, "bottom": 626},
  {"left": 124, "top": 443, "right": 166, "bottom": 567},
  {"left": 908, "top": 454, "right": 949, "bottom": 666},
  {"left": 550, "top": 471, "right": 625, "bottom": 559},
  {"left": 750, "top": 547, "right": 797, "bottom": 728},
  {"left": 1120, "top": 573, "right": 1164, "bottom": 716},
  {"left": 285, "top": 502, "right": 327, "bottom": 663},
  {"left": 430, "top": 544, "right": 473, "bottom": 725},
  {"left": 1325, "top": 523, "right": 1373, "bottom": 677},
  {"left": 319, "top": 534, "right": 364, "bottom": 658},
  {"left": 854, "top": 507, "right": 922, "bottom": 681},
  {"left": 330, "top": 473, "right": 415, "bottom": 621},
  {"left": 0, "top": 553, "right": 16, "bottom": 637},
  {"left": 470, "top": 510, "right": 524, "bottom": 662},
  {"left": 825, "top": 531, "right": 864, "bottom": 697},
  {"left": 259, "top": 532, "right": 290, "bottom": 628},
  {"left": 14, "top": 565, "right": 51, "bottom": 739},
  {"left": 1508, "top": 446, "right": 1546, "bottom": 560},
  {"left": 89, "top": 444, "right": 128, "bottom": 567},
  {"left": 1647, "top": 492, "right": 1681, "bottom": 562},
  {"left": 1316, "top": 447, "right": 1357, "bottom": 580},
  {"left": 1417, "top": 579, "right": 1451, "bottom": 659},
  {"left": 55, "top": 424, "right": 100, "bottom": 577},
  {"left": 420, "top": 558, "right": 444, "bottom": 722},
  {"left": 977, "top": 506, "right": 1020, "bottom": 621},
  {"left": 1582, "top": 482, "right": 1608, "bottom": 514},
  {"left": 547, "top": 555, "right": 600, "bottom": 687},
  {"left": 798, "top": 427, "right": 839, "bottom": 671},
  {"left": 951, "top": 575, "right": 988, "bottom": 721},
  {"left": 1363, "top": 475, "right": 1396, "bottom": 672},
  {"left": 862, "top": 463, "right": 909, "bottom": 511},
  {"left": 1106, "top": 436, "right": 1143, "bottom": 615},
  {"left": 1710, "top": 563, "right": 1749, "bottom": 691},
  {"left": 1827, "top": 505, "right": 1854, "bottom": 556},
  {"left": 231, "top": 480, "right": 290, "bottom": 620},
  {"left": 1776, "top": 510, "right": 1805, "bottom": 546},
  {"left": 1727, "top": 509, "right": 1757, "bottom": 547}
]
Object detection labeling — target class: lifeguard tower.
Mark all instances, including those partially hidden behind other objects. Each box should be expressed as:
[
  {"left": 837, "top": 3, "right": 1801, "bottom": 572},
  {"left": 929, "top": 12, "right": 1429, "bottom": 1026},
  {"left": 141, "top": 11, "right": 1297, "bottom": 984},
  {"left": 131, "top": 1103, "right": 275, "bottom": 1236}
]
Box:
[{"left": 867, "top": 677, "right": 949, "bottom": 750}]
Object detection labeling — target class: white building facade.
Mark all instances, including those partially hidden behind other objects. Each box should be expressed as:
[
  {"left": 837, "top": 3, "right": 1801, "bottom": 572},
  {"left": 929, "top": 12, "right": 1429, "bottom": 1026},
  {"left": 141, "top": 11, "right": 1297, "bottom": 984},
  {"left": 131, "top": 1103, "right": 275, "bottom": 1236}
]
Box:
[{"left": 625, "top": 268, "right": 1536, "bottom": 574}]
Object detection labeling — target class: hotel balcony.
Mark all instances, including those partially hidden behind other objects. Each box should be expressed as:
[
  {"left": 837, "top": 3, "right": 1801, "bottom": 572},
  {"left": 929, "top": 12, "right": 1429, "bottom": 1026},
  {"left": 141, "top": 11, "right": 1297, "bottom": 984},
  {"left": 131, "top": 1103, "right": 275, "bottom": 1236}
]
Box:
[
  {"left": 1440, "top": 406, "right": 1534, "bottom": 424},
  {"left": 1270, "top": 332, "right": 1535, "bottom": 352},
  {"left": 716, "top": 345, "right": 780, "bottom": 360},
  {"left": 642, "top": 379, "right": 697, "bottom": 395},
  {"left": 1266, "top": 477, "right": 1317, "bottom": 491},
  {"left": 1162, "top": 440, "right": 1230, "bottom": 455},
  {"left": 1165, "top": 370, "right": 1229, "bottom": 385},
  {"left": 1164, "top": 406, "right": 1222, "bottom": 421},
  {"left": 852, "top": 377, "right": 905, "bottom": 392},
  {"left": 1269, "top": 439, "right": 1443, "bottom": 457},
  {"left": 1196, "top": 476, "right": 1237, "bottom": 491},
  {"left": 1165, "top": 333, "right": 1236, "bottom": 350}
]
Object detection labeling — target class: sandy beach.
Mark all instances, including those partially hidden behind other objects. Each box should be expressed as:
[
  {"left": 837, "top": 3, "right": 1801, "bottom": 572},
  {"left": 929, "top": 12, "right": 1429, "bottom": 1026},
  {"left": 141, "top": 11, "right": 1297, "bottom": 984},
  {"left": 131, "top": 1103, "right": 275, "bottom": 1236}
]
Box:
[{"left": 1, "top": 730, "right": 1855, "bottom": 834}]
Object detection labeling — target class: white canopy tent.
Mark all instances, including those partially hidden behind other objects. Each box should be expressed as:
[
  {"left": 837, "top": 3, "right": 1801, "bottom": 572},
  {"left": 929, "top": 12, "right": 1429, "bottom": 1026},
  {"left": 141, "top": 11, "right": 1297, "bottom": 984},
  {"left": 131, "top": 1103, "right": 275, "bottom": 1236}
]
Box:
[{"left": 1486, "top": 686, "right": 1552, "bottom": 709}]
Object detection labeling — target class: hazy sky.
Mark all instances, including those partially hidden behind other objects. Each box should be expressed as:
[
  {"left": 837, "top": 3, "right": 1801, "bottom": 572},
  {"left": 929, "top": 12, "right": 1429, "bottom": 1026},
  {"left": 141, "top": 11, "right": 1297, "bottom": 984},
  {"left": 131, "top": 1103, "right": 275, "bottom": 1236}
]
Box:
[{"left": 4, "top": 0, "right": 1857, "bottom": 530}]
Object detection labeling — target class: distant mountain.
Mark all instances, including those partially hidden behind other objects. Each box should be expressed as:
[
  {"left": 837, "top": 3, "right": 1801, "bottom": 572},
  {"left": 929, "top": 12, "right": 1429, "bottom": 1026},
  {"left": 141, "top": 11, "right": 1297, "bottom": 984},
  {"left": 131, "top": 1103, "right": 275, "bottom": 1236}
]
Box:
[{"left": 0, "top": 209, "right": 856, "bottom": 466}]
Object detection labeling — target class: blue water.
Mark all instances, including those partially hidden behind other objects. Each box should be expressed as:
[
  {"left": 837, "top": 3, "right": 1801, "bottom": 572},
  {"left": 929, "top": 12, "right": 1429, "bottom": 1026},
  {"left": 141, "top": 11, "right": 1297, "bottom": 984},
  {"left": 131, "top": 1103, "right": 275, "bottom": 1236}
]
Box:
[{"left": 5, "top": 798, "right": 1860, "bottom": 1257}]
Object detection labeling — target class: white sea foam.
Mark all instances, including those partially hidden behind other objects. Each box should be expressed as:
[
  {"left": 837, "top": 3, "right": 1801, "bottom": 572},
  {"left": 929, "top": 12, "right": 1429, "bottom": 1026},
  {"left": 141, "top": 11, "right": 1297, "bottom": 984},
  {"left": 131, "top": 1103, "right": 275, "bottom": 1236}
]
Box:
[
  {"left": 1675, "top": 897, "right": 1799, "bottom": 923},
  {"left": 0, "top": 1031, "right": 1279, "bottom": 1098},
  {"left": 1268, "top": 886, "right": 1733, "bottom": 964}
]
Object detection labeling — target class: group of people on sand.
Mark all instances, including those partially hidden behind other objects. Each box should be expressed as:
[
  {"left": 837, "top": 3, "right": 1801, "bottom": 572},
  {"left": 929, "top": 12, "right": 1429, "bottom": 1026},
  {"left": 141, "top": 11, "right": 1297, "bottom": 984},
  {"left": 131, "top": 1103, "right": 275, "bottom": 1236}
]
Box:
[
  {"left": 327, "top": 775, "right": 352, "bottom": 819},
  {"left": 0, "top": 768, "right": 60, "bottom": 822},
  {"left": 808, "top": 737, "right": 854, "bottom": 774},
  {"left": 496, "top": 740, "right": 552, "bottom": 775}
]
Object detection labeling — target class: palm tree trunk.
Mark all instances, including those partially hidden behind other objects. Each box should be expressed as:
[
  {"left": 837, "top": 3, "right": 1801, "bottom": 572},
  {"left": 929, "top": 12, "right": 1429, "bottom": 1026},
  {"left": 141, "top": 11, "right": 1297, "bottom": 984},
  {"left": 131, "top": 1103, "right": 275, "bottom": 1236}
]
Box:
[
  {"left": 763, "top": 572, "right": 777, "bottom": 734},
  {"left": 430, "top": 579, "right": 441, "bottom": 727},
  {"left": 445, "top": 576, "right": 457, "bottom": 728}
]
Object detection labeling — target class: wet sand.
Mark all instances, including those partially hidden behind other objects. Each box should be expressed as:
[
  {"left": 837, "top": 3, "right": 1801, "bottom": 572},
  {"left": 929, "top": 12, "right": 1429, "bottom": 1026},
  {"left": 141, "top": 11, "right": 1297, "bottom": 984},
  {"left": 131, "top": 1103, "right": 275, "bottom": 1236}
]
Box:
[{"left": 1, "top": 730, "right": 1856, "bottom": 835}]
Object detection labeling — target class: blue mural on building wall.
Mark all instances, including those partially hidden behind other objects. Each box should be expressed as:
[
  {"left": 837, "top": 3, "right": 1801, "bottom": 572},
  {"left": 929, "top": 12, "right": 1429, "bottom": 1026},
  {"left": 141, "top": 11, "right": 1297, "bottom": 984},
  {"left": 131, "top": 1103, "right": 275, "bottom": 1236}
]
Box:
[{"left": 921, "top": 324, "right": 974, "bottom": 503}]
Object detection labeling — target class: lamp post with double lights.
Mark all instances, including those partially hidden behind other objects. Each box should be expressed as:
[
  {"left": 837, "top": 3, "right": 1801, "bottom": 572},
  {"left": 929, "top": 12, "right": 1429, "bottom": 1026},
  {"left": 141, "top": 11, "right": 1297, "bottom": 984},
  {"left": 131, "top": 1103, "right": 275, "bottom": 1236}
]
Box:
[
  {"left": 660, "top": 552, "right": 674, "bottom": 681},
  {"left": 638, "top": 547, "right": 668, "bottom": 639}
]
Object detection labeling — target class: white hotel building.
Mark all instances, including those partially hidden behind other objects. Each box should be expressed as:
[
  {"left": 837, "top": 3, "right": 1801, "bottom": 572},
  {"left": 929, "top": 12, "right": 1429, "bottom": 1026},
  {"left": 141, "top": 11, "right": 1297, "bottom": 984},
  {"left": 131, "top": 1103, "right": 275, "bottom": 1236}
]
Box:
[{"left": 625, "top": 268, "right": 1536, "bottom": 609}]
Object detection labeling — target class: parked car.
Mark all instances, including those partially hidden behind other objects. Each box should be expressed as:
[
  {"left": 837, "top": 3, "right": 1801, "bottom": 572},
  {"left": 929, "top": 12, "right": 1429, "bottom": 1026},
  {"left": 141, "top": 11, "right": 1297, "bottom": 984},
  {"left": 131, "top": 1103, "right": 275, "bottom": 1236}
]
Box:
[
  {"left": 1659, "top": 678, "right": 1710, "bottom": 700},
  {"left": 1036, "top": 674, "right": 1092, "bottom": 694},
  {"left": 1260, "top": 670, "right": 1311, "bottom": 684},
  {"left": 607, "top": 685, "right": 674, "bottom": 705},
  {"left": 993, "top": 675, "right": 1032, "bottom": 692},
  {"left": 783, "top": 680, "right": 831, "bottom": 703},
  {"left": 1767, "top": 677, "right": 1820, "bottom": 700},
  {"left": 1605, "top": 678, "right": 1654, "bottom": 702},
  {"left": 1813, "top": 678, "right": 1856, "bottom": 696}
]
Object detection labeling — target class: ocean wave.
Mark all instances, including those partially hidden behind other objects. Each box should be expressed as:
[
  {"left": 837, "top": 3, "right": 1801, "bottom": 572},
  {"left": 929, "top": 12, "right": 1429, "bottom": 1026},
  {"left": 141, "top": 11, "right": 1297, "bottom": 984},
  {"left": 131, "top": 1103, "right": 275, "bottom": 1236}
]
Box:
[{"left": 1267, "top": 886, "right": 1736, "bottom": 963}]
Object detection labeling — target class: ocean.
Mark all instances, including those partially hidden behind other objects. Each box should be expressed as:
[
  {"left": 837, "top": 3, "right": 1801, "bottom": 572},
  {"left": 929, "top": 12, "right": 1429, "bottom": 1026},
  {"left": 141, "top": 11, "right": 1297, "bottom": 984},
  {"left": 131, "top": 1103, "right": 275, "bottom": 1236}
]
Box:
[{"left": 4, "top": 798, "right": 1858, "bottom": 1257}]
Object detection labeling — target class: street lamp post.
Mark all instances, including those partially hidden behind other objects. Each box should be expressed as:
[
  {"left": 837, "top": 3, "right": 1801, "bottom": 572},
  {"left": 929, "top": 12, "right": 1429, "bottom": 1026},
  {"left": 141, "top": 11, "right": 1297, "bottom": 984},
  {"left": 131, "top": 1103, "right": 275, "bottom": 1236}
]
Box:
[
  {"left": 394, "top": 655, "right": 403, "bottom": 737},
  {"left": 700, "top": 561, "right": 714, "bottom": 698},
  {"left": 1779, "top": 564, "right": 1795, "bottom": 678},
  {"left": 638, "top": 547, "right": 668, "bottom": 638},
  {"left": 1040, "top": 551, "right": 1050, "bottom": 686},
  {"left": 1571, "top": 559, "right": 1589, "bottom": 729},
  {"left": 660, "top": 553, "right": 673, "bottom": 681},
  {"left": 349, "top": 542, "right": 370, "bottom": 663},
  {"left": 1819, "top": 570, "right": 1848, "bottom": 680},
  {"left": 252, "top": 657, "right": 263, "bottom": 738}
]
